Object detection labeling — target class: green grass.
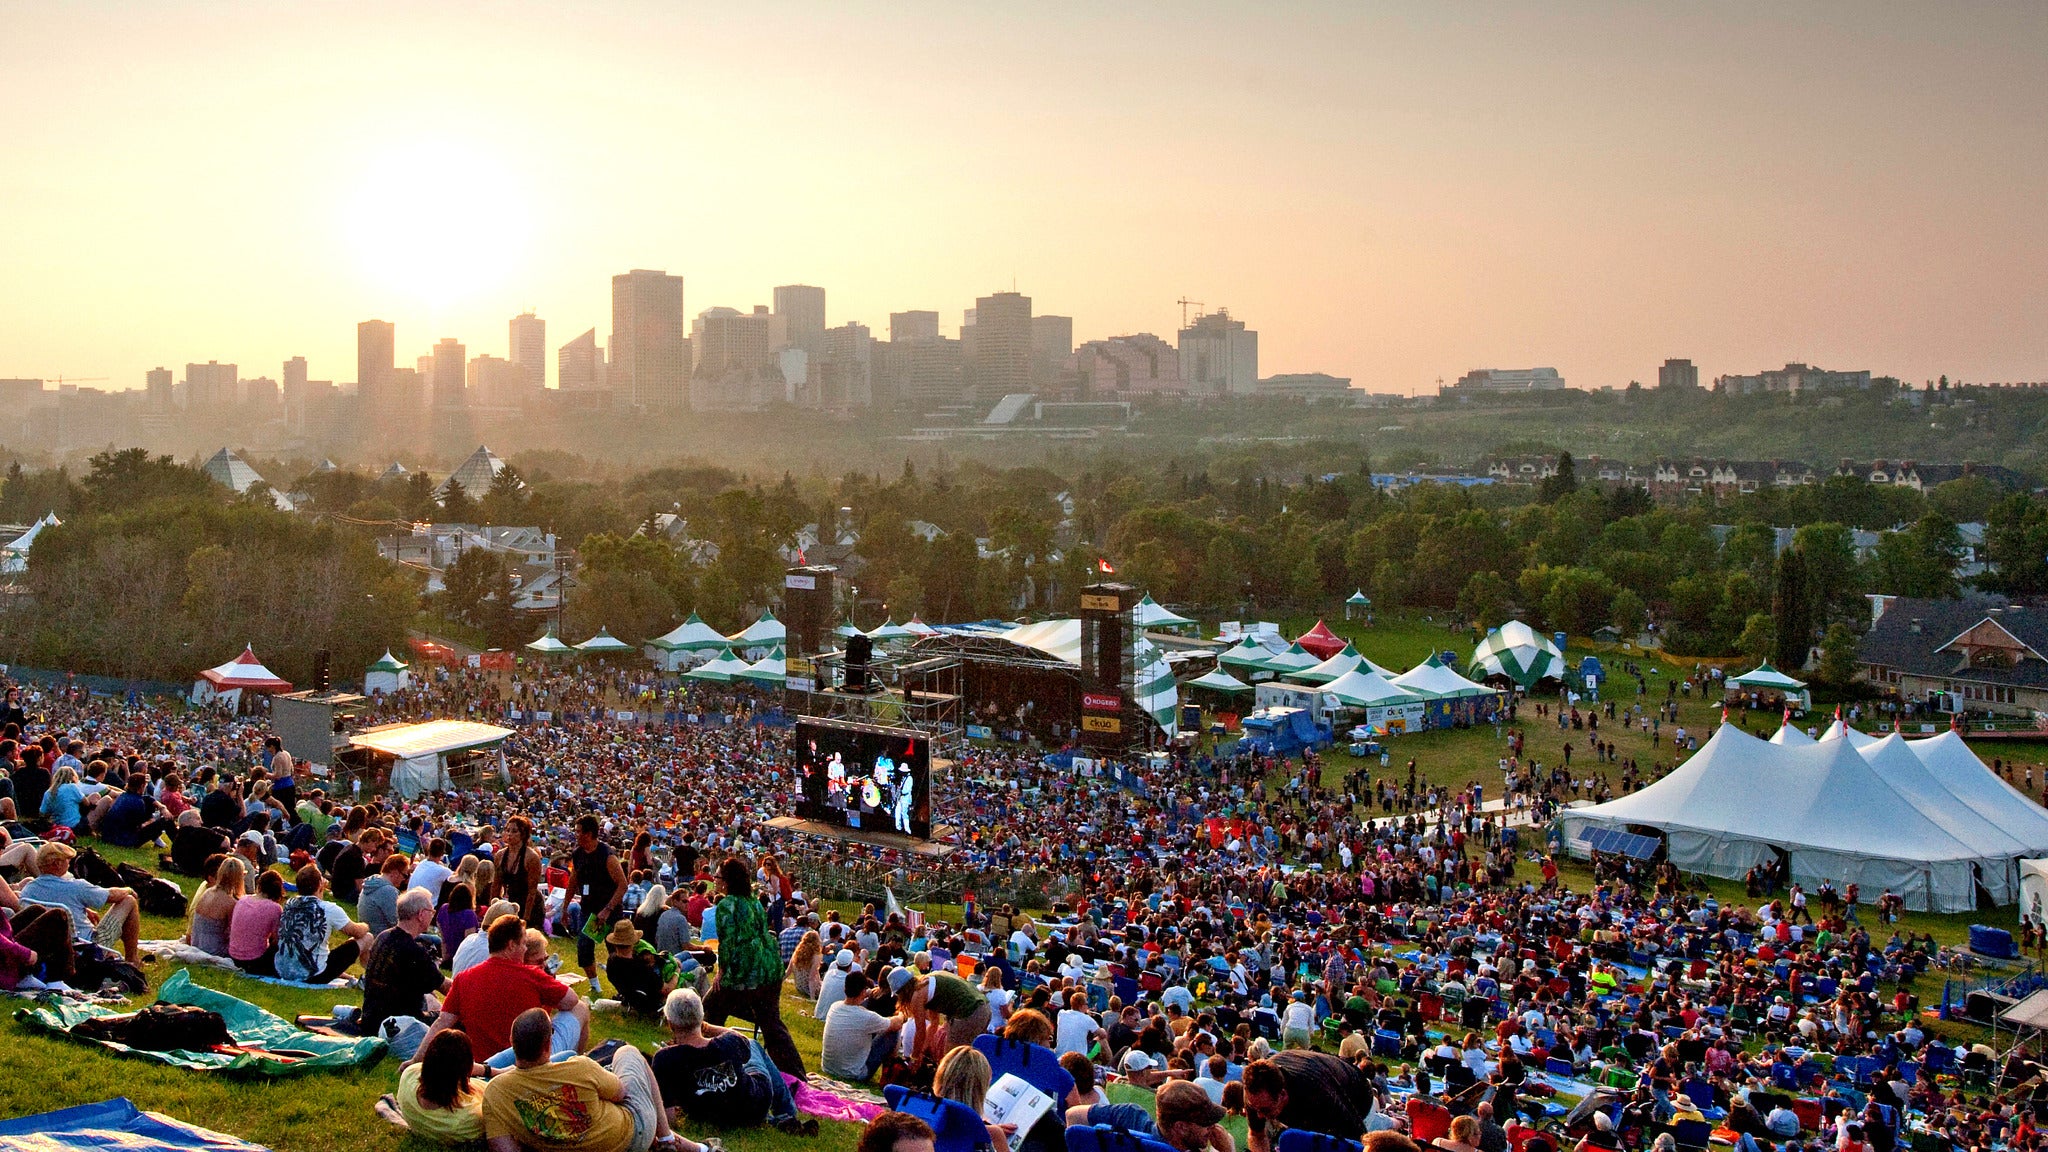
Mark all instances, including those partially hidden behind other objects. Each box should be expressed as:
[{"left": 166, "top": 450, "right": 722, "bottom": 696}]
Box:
[{"left": 0, "top": 840, "right": 864, "bottom": 1152}]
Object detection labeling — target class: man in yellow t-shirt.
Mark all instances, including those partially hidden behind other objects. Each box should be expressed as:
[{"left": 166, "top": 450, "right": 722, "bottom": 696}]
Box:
[{"left": 482, "top": 1008, "right": 717, "bottom": 1152}]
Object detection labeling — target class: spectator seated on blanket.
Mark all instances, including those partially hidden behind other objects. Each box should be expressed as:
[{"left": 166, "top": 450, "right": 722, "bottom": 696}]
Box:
[
  {"left": 186, "top": 855, "right": 247, "bottom": 958},
  {"left": 453, "top": 901, "right": 521, "bottom": 975},
  {"left": 21, "top": 840, "right": 140, "bottom": 965},
  {"left": 605, "top": 920, "right": 680, "bottom": 1017},
  {"left": 274, "top": 864, "right": 370, "bottom": 984},
  {"left": 167, "top": 809, "right": 230, "bottom": 877},
  {"left": 99, "top": 771, "right": 174, "bottom": 849},
  {"left": 228, "top": 866, "right": 286, "bottom": 975},
  {"left": 359, "top": 851, "right": 413, "bottom": 938},
  {"left": 482, "top": 1006, "right": 715, "bottom": 1152},
  {"left": 398, "top": 1027, "right": 486, "bottom": 1145},
  {"left": 417, "top": 913, "right": 589, "bottom": 1071},
  {"left": 361, "top": 887, "right": 453, "bottom": 1040},
  {"left": 652, "top": 987, "right": 806, "bottom": 1134}
]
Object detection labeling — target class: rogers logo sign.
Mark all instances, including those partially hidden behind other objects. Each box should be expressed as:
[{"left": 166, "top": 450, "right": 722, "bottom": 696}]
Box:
[{"left": 1083, "top": 692, "right": 1122, "bottom": 711}]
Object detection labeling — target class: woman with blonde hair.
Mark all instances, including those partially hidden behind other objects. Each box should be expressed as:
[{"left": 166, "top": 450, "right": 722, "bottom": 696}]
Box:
[
  {"left": 440, "top": 855, "right": 480, "bottom": 906},
  {"left": 470, "top": 858, "right": 497, "bottom": 906},
  {"left": 935, "top": 1045, "right": 1013, "bottom": 1152},
  {"left": 786, "top": 929, "right": 823, "bottom": 999},
  {"left": 633, "top": 883, "right": 668, "bottom": 938},
  {"left": 188, "top": 855, "right": 247, "bottom": 957}
]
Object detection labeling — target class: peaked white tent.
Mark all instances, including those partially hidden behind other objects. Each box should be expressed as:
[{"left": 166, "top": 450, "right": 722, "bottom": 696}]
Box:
[
  {"left": 1768, "top": 722, "right": 1815, "bottom": 746},
  {"left": 1560, "top": 724, "right": 2048, "bottom": 911},
  {"left": 574, "top": 628, "right": 633, "bottom": 654},
  {"left": 1136, "top": 656, "right": 1179, "bottom": 739},
  {"left": 1320, "top": 668, "right": 1420, "bottom": 708},
  {"left": 736, "top": 648, "right": 787, "bottom": 685},
  {"left": 1133, "top": 595, "right": 1197, "bottom": 631},
  {"left": 1218, "top": 636, "right": 1280, "bottom": 679},
  {"left": 1470, "top": 620, "right": 1567, "bottom": 688},
  {"left": 683, "top": 647, "right": 754, "bottom": 683},
  {"left": 646, "top": 613, "right": 732, "bottom": 670},
  {"left": 363, "top": 651, "right": 411, "bottom": 695},
  {"left": 1, "top": 511, "right": 59, "bottom": 575},
  {"left": 1392, "top": 655, "right": 1496, "bottom": 699},
  {"left": 726, "top": 609, "right": 786, "bottom": 658},
  {"left": 1818, "top": 719, "right": 1879, "bottom": 748},
  {"left": 903, "top": 616, "right": 939, "bottom": 637},
  {"left": 191, "top": 646, "right": 293, "bottom": 708},
  {"left": 1258, "top": 643, "right": 1321, "bottom": 676},
  {"left": 1289, "top": 644, "right": 1360, "bottom": 686},
  {"left": 1186, "top": 669, "right": 1253, "bottom": 695},
  {"left": 867, "top": 618, "right": 917, "bottom": 645},
  {"left": 1001, "top": 618, "right": 1083, "bottom": 665},
  {"left": 526, "top": 629, "right": 574, "bottom": 656}
]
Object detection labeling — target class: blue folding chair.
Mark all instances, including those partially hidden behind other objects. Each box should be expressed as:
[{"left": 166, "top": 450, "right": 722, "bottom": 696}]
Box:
[
  {"left": 973, "top": 1034, "right": 1076, "bottom": 1105},
  {"left": 1546, "top": 1057, "right": 1575, "bottom": 1078},
  {"left": 1672, "top": 1119, "right": 1714, "bottom": 1152},
  {"left": 1372, "top": 1029, "right": 1403, "bottom": 1058},
  {"left": 1068, "top": 1126, "right": 1180, "bottom": 1152},
  {"left": 884, "top": 1086, "right": 989, "bottom": 1152},
  {"left": 1279, "top": 1131, "right": 1365, "bottom": 1152}
]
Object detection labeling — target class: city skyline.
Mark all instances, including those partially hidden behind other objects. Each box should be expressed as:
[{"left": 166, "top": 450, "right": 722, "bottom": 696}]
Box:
[{"left": 3, "top": 2, "right": 2045, "bottom": 395}]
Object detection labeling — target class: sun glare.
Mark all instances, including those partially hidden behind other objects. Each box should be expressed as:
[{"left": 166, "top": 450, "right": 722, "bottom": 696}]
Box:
[{"left": 343, "top": 139, "right": 532, "bottom": 309}]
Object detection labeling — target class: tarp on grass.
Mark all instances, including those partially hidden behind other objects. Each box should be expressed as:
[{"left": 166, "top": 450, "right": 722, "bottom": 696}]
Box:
[
  {"left": 16, "top": 969, "right": 385, "bottom": 1076},
  {"left": 0, "top": 1097, "right": 269, "bottom": 1151}
]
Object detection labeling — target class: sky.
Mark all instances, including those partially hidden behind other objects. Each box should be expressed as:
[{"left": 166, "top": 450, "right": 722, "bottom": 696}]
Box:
[{"left": 2, "top": 1, "right": 2044, "bottom": 396}]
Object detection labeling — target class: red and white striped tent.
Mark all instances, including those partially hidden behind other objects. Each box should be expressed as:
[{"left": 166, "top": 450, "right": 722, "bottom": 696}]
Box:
[{"left": 191, "top": 645, "right": 293, "bottom": 709}]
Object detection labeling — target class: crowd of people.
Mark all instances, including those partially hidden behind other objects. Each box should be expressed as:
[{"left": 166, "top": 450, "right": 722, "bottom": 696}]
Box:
[{"left": 0, "top": 664, "right": 2038, "bottom": 1152}]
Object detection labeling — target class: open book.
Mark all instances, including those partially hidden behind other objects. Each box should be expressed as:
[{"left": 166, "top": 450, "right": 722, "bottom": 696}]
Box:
[{"left": 983, "top": 1072, "right": 1055, "bottom": 1134}]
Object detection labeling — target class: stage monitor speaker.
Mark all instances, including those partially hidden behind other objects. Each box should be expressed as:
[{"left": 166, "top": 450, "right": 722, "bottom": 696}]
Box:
[
  {"left": 846, "top": 633, "right": 874, "bottom": 692},
  {"left": 783, "top": 566, "right": 837, "bottom": 658}
]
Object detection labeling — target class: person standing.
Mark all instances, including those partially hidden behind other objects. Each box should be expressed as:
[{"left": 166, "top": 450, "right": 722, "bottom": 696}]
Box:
[
  {"left": 702, "top": 856, "right": 805, "bottom": 1077},
  {"left": 572, "top": 815, "right": 628, "bottom": 992}
]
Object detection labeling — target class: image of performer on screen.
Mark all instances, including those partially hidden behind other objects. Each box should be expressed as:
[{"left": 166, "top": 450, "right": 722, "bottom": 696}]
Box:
[{"left": 891, "top": 754, "right": 915, "bottom": 834}]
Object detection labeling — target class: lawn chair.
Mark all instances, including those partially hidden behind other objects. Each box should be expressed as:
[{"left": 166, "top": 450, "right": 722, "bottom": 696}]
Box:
[
  {"left": 1068, "top": 1126, "right": 1180, "bottom": 1152},
  {"left": 1278, "top": 1132, "right": 1364, "bottom": 1152},
  {"left": 884, "top": 1086, "right": 992, "bottom": 1152}
]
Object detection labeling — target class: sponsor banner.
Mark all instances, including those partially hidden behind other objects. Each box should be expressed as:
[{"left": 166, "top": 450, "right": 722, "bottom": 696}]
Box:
[
  {"left": 1083, "top": 715, "right": 1122, "bottom": 733},
  {"left": 1080, "top": 593, "right": 1122, "bottom": 611},
  {"left": 785, "top": 574, "right": 817, "bottom": 590},
  {"left": 1083, "top": 691, "right": 1122, "bottom": 711}
]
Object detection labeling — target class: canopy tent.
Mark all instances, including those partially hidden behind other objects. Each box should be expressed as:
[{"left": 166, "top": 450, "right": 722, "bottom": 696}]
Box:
[
  {"left": 573, "top": 628, "right": 634, "bottom": 654},
  {"left": 0, "top": 510, "right": 58, "bottom": 575},
  {"left": 1470, "top": 620, "right": 1567, "bottom": 689},
  {"left": 1217, "top": 637, "right": 1280, "bottom": 678},
  {"left": 1258, "top": 643, "right": 1322, "bottom": 676},
  {"left": 1186, "top": 669, "right": 1254, "bottom": 695},
  {"left": 867, "top": 618, "right": 918, "bottom": 644},
  {"left": 903, "top": 616, "right": 939, "bottom": 636},
  {"left": 735, "top": 648, "right": 787, "bottom": 685},
  {"left": 1346, "top": 590, "right": 1370, "bottom": 606},
  {"left": 1391, "top": 654, "right": 1497, "bottom": 699},
  {"left": 1819, "top": 719, "right": 1880, "bottom": 748},
  {"left": 363, "top": 651, "right": 410, "bottom": 695},
  {"left": 1136, "top": 656, "right": 1179, "bottom": 739},
  {"left": 525, "top": 628, "right": 574, "bottom": 656},
  {"left": 1288, "top": 643, "right": 1363, "bottom": 685},
  {"left": 1294, "top": 620, "right": 1348, "bottom": 660},
  {"left": 833, "top": 620, "right": 865, "bottom": 639},
  {"left": 1768, "top": 722, "right": 1815, "bottom": 746},
  {"left": 682, "top": 647, "right": 755, "bottom": 683},
  {"left": 1133, "top": 595, "right": 1197, "bottom": 631},
  {"left": 1320, "top": 668, "right": 1422, "bottom": 708},
  {"left": 2024, "top": 859, "right": 2048, "bottom": 927},
  {"left": 726, "top": 608, "right": 786, "bottom": 656},
  {"left": 1728, "top": 662, "right": 1807, "bottom": 691},
  {"left": 350, "top": 719, "right": 514, "bottom": 798},
  {"left": 191, "top": 646, "right": 293, "bottom": 708},
  {"left": 646, "top": 612, "right": 732, "bottom": 669},
  {"left": 1559, "top": 724, "right": 2048, "bottom": 912},
  {"left": 1001, "top": 618, "right": 1084, "bottom": 665}
]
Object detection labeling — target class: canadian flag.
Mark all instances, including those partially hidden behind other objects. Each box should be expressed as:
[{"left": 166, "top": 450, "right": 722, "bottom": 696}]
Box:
[{"left": 1097, "top": 557, "right": 1116, "bottom": 574}]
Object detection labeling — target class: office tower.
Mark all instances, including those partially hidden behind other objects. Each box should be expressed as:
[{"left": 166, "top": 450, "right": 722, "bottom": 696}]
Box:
[
  {"left": 966, "top": 291, "right": 1032, "bottom": 399},
  {"left": 610, "top": 269, "right": 688, "bottom": 409},
  {"left": 357, "top": 320, "right": 395, "bottom": 395},
  {"left": 469, "top": 354, "right": 534, "bottom": 408},
  {"left": 876, "top": 336, "right": 963, "bottom": 409},
  {"left": 1659, "top": 358, "right": 1700, "bottom": 390},
  {"left": 1032, "top": 315, "right": 1073, "bottom": 388},
  {"left": 510, "top": 311, "right": 546, "bottom": 389},
  {"left": 144, "top": 367, "right": 173, "bottom": 411},
  {"left": 1177, "top": 309, "right": 1258, "bottom": 397},
  {"left": 692, "top": 306, "right": 775, "bottom": 377},
  {"left": 282, "top": 355, "right": 308, "bottom": 407},
  {"left": 773, "top": 285, "right": 827, "bottom": 356},
  {"left": 890, "top": 311, "right": 940, "bottom": 344},
  {"left": 816, "top": 322, "right": 873, "bottom": 408},
  {"left": 1074, "top": 334, "right": 1184, "bottom": 395},
  {"left": 184, "top": 361, "right": 238, "bottom": 409},
  {"left": 558, "top": 328, "right": 603, "bottom": 391},
  {"left": 430, "top": 338, "right": 467, "bottom": 408},
  {"left": 242, "top": 377, "right": 281, "bottom": 409}
]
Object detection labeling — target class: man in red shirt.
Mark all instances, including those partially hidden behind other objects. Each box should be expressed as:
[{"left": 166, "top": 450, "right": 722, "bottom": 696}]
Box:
[{"left": 413, "top": 914, "right": 587, "bottom": 1070}]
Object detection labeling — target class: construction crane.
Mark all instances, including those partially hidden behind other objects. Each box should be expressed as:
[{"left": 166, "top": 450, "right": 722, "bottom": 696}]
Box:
[
  {"left": 1176, "top": 297, "right": 1205, "bottom": 329},
  {"left": 45, "top": 375, "right": 108, "bottom": 388}
]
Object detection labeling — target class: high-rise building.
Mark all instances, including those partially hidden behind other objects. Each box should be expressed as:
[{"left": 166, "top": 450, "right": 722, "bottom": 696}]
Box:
[
  {"left": 558, "top": 328, "right": 604, "bottom": 392},
  {"left": 966, "top": 291, "right": 1032, "bottom": 399},
  {"left": 1178, "top": 309, "right": 1258, "bottom": 397},
  {"left": 510, "top": 312, "right": 546, "bottom": 389},
  {"left": 1031, "top": 315, "right": 1073, "bottom": 388},
  {"left": 469, "top": 354, "right": 535, "bottom": 409},
  {"left": 1075, "top": 334, "right": 1183, "bottom": 396},
  {"left": 184, "top": 361, "right": 238, "bottom": 409},
  {"left": 610, "top": 269, "right": 688, "bottom": 409},
  {"left": 876, "top": 337, "right": 963, "bottom": 409},
  {"left": 772, "top": 285, "right": 827, "bottom": 356},
  {"left": 430, "top": 338, "right": 467, "bottom": 408},
  {"left": 144, "top": 367, "right": 173, "bottom": 411},
  {"left": 890, "top": 311, "right": 940, "bottom": 344},
  {"left": 357, "top": 320, "right": 395, "bottom": 395},
  {"left": 692, "top": 306, "right": 775, "bottom": 377},
  {"left": 815, "top": 322, "right": 873, "bottom": 408},
  {"left": 1658, "top": 358, "right": 1700, "bottom": 390}
]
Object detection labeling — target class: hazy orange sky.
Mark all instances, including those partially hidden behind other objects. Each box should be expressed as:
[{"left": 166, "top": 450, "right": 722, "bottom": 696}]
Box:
[{"left": 3, "top": 1, "right": 2043, "bottom": 396}]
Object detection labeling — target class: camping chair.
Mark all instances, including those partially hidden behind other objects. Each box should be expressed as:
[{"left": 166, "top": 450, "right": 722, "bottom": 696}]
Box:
[
  {"left": 1546, "top": 1057, "right": 1576, "bottom": 1079},
  {"left": 884, "top": 1086, "right": 991, "bottom": 1152},
  {"left": 1114, "top": 975, "right": 1140, "bottom": 1005},
  {"left": 1601, "top": 1067, "right": 1638, "bottom": 1090},
  {"left": 1372, "top": 1029, "right": 1403, "bottom": 1058},
  {"left": 973, "top": 1034, "right": 1076, "bottom": 1105},
  {"left": 1789, "top": 1099, "right": 1822, "bottom": 1132},
  {"left": 1672, "top": 1119, "right": 1714, "bottom": 1152},
  {"left": 1068, "top": 1126, "right": 1180, "bottom": 1152},
  {"left": 1406, "top": 1098, "right": 1453, "bottom": 1143},
  {"left": 1279, "top": 1132, "right": 1364, "bottom": 1152}
]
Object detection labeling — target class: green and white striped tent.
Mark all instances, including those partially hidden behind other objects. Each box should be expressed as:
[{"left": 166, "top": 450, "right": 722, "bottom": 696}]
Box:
[
  {"left": 726, "top": 609, "right": 786, "bottom": 658},
  {"left": 1469, "top": 620, "right": 1566, "bottom": 688},
  {"left": 646, "top": 612, "right": 733, "bottom": 670},
  {"left": 736, "top": 647, "right": 787, "bottom": 685},
  {"left": 573, "top": 628, "right": 634, "bottom": 655},
  {"left": 683, "top": 647, "right": 754, "bottom": 683},
  {"left": 1137, "top": 655, "right": 1179, "bottom": 739}
]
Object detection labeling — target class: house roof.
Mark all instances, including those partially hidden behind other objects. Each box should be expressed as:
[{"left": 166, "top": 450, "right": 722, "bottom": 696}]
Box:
[{"left": 1857, "top": 596, "right": 2048, "bottom": 688}]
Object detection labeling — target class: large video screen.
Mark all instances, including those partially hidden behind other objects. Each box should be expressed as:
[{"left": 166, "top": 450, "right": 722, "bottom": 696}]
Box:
[{"left": 792, "top": 720, "right": 932, "bottom": 839}]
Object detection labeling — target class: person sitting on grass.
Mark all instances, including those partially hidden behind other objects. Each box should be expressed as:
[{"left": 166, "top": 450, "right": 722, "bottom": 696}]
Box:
[
  {"left": 274, "top": 864, "right": 369, "bottom": 984},
  {"left": 822, "top": 969, "right": 909, "bottom": 1083},
  {"left": 361, "top": 887, "right": 453, "bottom": 1053},
  {"left": 21, "top": 841, "right": 140, "bottom": 965},
  {"left": 186, "top": 854, "right": 246, "bottom": 958},
  {"left": 857, "top": 1112, "right": 934, "bottom": 1152},
  {"left": 398, "top": 1027, "right": 486, "bottom": 1145},
  {"left": 98, "top": 771, "right": 174, "bottom": 849},
  {"left": 417, "top": 913, "right": 588, "bottom": 1071},
  {"left": 481, "top": 1006, "right": 717, "bottom": 1152},
  {"left": 228, "top": 866, "right": 286, "bottom": 975},
  {"left": 652, "top": 987, "right": 807, "bottom": 1134},
  {"left": 0, "top": 867, "right": 74, "bottom": 987},
  {"left": 604, "top": 919, "right": 678, "bottom": 1018},
  {"left": 358, "top": 850, "right": 412, "bottom": 938}
]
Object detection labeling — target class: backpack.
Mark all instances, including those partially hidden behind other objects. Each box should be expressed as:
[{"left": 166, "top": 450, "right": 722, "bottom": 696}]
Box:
[
  {"left": 116, "top": 862, "right": 189, "bottom": 918},
  {"left": 71, "top": 943, "right": 148, "bottom": 995},
  {"left": 73, "top": 846, "right": 122, "bottom": 888},
  {"left": 77, "top": 1003, "right": 232, "bottom": 1052}
]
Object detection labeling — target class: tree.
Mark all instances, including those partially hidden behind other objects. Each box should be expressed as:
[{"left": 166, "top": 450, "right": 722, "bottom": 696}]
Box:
[
  {"left": 441, "top": 548, "right": 518, "bottom": 645},
  {"left": 81, "top": 448, "right": 213, "bottom": 511},
  {"left": 1772, "top": 548, "right": 1812, "bottom": 671},
  {"left": 1870, "top": 514, "right": 1963, "bottom": 599},
  {"left": 1610, "top": 587, "right": 1647, "bottom": 638},
  {"left": 564, "top": 569, "right": 677, "bottom": 644},
  {"left": 1816, "top": 621, "right": 1862, "bottom": 688},
  {"left": 1983, "top": 494, "right": 2048, "bottom": 596},
  {"left": 1537, "top": 452, "right": 1578, "bottom": 503},
  {"left": 480, "top": 465, "right": 528, "bottom": 524},
  {"left": 1736, "top": 612, "right": 1776, "bottom": 665},
  {"left": 1456, "top": 570, "right": 1512, "bottom": 631},
  {"left": 1542, "top": 566, "right": 1617, "bottom": 638},
  {"left": 438, "top": 478, "right": 477, "bottom": 522}
]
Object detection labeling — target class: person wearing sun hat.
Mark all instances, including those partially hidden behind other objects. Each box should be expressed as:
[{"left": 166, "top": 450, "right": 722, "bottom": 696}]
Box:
[{"left": 604, "top": 918, "right": 675, "bottom": 1017}]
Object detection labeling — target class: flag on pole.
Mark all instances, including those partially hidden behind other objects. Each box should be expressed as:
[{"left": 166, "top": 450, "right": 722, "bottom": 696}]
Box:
[{"left": 1097, "top": 557, "right": 1116, "bottom": 574}]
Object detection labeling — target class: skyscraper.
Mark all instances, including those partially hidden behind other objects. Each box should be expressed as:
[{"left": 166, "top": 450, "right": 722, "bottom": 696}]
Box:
[
  {"left": 890, "top": 311, "right": 940, "bottom": 344},
  {"left": 610, "top": 269, "right": 688, "bottom": 409},
  {"left": 1659, "top": 358, "right": 1700, "bottom": 390},
  {"left": 772, "top": 285, "right": 827, "bottom": 356},
  {"left": 1031, "top": 315, "right": 1073, "bottom": 389},
  {"left": 1177, "top": 309, "right": 1258, "bottom": 397},
  {"left": 184, "top": 361, "right": 237, "bottom": 409},
  {"left": 558, "top": 328, "right": 603, "bottom": 392},
  {"left": 510, "top": 311, "right": 546, "bottom": 389},
  {"left": 430, "top": 338, "right": 467, "bottom": 409},
  {"left": 144, "top": 367, "right": 173, "bottom": 411},
  {"left": 357, "top": 320, "right": 395, "bottom": 395},
  {"left": 966, "top": 291, "right": 1032, "bottom": 399}
]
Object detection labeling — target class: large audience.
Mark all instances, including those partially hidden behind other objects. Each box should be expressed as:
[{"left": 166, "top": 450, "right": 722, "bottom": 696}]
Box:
[{"left": 0, "top": 664, "right": 2034, "bottom": 1152}]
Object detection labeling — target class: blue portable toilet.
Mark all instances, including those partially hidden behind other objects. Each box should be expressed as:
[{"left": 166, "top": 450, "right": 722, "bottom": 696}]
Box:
[{"left": 1553, "top": 632, "right": 1569, "bottom": 655}]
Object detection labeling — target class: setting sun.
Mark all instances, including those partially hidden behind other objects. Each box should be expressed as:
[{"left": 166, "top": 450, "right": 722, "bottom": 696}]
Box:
[{"left": 342, "top": 139, "right": 532, "bottom": 311}]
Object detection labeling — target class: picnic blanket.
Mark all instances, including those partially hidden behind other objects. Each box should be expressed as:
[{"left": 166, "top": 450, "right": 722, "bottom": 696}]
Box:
[
  {"left": 788, "top": 1074, "right": 883, "bottom": 1124},
  {"left": 138, "top": 943, "right": 355, "bottom": 989},
  {"left": 0, "top": 1096, "right": 268, "bottom": 1150},
  {"left": 16, "top": 969, "right": 385, "bottom": 1076}
]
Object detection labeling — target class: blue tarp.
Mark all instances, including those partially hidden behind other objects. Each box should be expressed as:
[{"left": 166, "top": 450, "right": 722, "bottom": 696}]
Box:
[{"left": 0, "top": 1098, "right": 268, "bottom": 1151}]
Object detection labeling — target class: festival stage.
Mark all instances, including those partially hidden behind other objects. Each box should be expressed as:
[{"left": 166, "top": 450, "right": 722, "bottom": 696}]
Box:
[{"left": 763, "top": 815, "right": 959, "bottom": 859}]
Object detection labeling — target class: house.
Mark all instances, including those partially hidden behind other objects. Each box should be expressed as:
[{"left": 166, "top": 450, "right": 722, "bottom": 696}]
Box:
[{"left": 1856, "top": 595, "right": 2047, "bottom": 716}]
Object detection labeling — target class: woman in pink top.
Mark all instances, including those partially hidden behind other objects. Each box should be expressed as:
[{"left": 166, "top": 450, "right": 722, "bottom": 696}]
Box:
[{"left": 229, "top": 868, "right": 285, "bottom": 976}]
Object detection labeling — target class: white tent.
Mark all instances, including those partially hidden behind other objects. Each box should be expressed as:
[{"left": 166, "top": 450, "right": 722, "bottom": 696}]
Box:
[
  {"left": 647, "top": 612, "right": 732, "bottom": 669},
  {"left": 1818, "top": 719, "right": 1879, "bottom": 748},
  {"left": 1132, "top": 595, "right": 1196, "bottom": 631},
  {"left": 903, "top": 616, "right": 939, "bottom": 637},
  {"left": 0, "top": 511, "right": 59, "bottom": 575},
  {"left": 1001, "top": 618, "right": 1083, "bottom": 665},
  {"left": 1137, "top": 656, "right": 1178, "bottom": 739},
  {"left": 1392, "top": 655, "right": 1496, "bottom": 700},
  {"left": 191, "top": 645, "right": 293, "bottom": 708},
  {"left": 353, "top": 719, "right": 514, "bottom": 798},
  {"left": 1289, "top": 643, "right": 1362, "bottom": 686},
  {"left": 736, "top": 648, "right": 786, "bottom": 685},
  {"left": 574, "top": 628, "right": 634, "bottom": 654},
  {"left": 1469, "top": 620, "right": 1567, "bottom": 688},
  {"left": 1258, "top": 643, "right": 1321, "bottom": 676},
  {"left": 526, "top": 629, "right": 574, "bottom": 656},
  {"left": 363, "top": 651, "right": 410, "bottom": 695},
  {"left": 867, "top": 618, "right": 917, "bottom": 645},
  {"left": 2023, "top": 859, "right": 2048, "bottom": 929},
  {"left": 1768, "top": 723, "right": 1815, "bottom": 746},
  {"left": 683, "top": 647, "right": 755, "bottom": 683},
  {"left": 726, "top": 609, "right": 786, "bottom": 658},
  {"left": 1320, "top": 668, "right": 1420, "bottom": 708},
  {"left": 1218, "top": 636, "right": 1281, "bottom": 680},
  {"left": 1559, "top": 724, "right": 2048, "bottom": 912},
  {"left": 1186, "top": 669, "right": 1254, "bottom": 695}
]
